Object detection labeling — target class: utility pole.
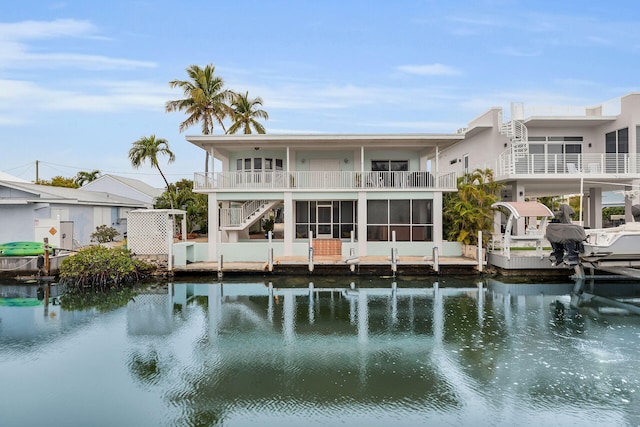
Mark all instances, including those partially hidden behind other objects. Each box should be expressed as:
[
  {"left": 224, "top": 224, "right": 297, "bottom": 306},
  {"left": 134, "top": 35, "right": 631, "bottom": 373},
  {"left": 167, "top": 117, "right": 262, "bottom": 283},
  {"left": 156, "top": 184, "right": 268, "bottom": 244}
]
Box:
[{"left": 35, "top": 160, "right": 39, "bottom": 183}]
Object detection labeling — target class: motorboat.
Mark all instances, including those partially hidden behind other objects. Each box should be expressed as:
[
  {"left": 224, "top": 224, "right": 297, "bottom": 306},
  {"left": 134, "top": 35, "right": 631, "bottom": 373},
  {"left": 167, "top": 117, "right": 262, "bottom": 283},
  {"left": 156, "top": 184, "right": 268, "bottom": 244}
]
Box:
[{"left": 581, "top": 222, "right": 640, "bottom": 261}]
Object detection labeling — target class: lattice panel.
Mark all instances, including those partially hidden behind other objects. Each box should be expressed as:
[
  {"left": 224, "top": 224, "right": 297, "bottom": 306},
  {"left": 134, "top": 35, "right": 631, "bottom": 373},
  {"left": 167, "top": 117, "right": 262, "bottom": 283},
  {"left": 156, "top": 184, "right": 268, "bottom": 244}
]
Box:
[{"left": 127, "top": 210, "right": 171, "bottom": 255}]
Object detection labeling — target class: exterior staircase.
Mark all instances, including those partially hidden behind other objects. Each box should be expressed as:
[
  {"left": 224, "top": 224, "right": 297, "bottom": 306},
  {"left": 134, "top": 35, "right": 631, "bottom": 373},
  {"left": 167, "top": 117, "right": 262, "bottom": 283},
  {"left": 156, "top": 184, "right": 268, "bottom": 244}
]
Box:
[
  {"left": 498, "top": 102, "right": 529, "bottom": 173},
  {"left": 220, "top": 200, "right": 280, "bottom": 231}
]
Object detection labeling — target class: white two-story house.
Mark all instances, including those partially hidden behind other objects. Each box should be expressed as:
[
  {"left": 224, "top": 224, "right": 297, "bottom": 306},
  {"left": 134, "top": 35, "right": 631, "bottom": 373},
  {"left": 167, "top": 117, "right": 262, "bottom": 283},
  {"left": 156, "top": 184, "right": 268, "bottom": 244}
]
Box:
[
  {"left": 438, "top": 92, "right": 640, "bottom": 233},
  {"left": 187, "top": 134, "right": 463, "bottom": 262}
]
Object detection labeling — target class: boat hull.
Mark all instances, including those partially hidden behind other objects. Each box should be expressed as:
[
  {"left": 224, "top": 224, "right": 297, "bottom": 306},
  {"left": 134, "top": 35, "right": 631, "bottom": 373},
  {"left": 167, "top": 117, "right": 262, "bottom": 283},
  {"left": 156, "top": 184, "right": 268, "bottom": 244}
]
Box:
[{"left": 582, "top": 224, "right": 640, "bottom": 261}]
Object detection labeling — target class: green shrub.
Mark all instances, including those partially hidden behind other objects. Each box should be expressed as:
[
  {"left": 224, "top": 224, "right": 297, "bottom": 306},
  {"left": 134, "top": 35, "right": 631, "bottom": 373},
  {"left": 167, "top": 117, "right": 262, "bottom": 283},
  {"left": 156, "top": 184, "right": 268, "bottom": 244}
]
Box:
[
  {"left": 59, "top": 245, "right": 154, "bottom": 292},
  {"left": 91, "top": 225, "right": 120, "bottom": 243}
]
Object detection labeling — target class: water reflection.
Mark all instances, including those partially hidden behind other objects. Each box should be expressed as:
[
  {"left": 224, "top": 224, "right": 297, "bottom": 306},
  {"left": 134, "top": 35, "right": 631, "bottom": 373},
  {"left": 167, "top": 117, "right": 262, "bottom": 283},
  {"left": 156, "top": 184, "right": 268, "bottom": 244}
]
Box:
[{"left": 2, "top": 277, "right": 640, "bottom": 426}]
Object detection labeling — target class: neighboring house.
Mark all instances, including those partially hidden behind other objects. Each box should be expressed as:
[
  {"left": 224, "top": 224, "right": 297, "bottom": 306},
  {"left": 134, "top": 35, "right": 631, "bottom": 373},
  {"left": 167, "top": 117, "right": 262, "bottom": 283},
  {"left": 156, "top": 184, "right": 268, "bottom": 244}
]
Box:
[
  {"left": 0, "top": 180, "right": 147, "bottom": 248},
  {"left": 438, "top": 92, "right": 640, "bottom": 233},
  {"left": 81, "top": 174, "right": 163, "bottom": 208},
  {"left": 0, "top": 172, "right": 28, "bottom": 183},
  {"left": 186, "top": 134, "right": 463, "bottom": 262}
]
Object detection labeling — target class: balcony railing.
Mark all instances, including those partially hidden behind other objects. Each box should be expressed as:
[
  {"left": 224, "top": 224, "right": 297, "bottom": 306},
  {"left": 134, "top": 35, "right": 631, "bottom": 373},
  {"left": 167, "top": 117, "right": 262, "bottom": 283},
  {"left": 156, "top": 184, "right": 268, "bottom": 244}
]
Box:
[
  {"left": 194, "top": 170, "right": 457, "bottom": 191},
  {"left": 496, "top": 152, "right": 640, "bottom": 177}
]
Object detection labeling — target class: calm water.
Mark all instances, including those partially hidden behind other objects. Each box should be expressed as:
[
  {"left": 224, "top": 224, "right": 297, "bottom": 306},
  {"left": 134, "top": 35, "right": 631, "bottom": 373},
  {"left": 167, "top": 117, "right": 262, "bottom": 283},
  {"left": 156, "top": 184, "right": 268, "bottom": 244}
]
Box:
[{"left": 1, "top": 276, "right": 640, "bottom": 427}]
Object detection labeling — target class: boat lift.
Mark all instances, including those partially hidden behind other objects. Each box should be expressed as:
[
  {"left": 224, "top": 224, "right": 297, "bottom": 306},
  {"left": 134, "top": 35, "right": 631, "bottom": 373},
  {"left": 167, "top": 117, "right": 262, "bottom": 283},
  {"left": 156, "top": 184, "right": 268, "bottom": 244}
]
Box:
[{"left": 569, "top": 263, "right": 640, "bottom": 314}]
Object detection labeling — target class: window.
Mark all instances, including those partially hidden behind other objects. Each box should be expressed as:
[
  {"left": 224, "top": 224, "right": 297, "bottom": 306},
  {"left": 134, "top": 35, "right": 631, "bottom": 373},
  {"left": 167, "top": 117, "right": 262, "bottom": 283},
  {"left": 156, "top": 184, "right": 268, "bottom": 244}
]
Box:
[
  {"left": 236, "top": 157, "right": 285, "bottom": 171},
  {"left": 605, "top": 128, "right": 629, "bottom": 173},
  {"left": 525, "top": 139, "right": 584, "bottom": 174},
  {"left": 372, "top": 160, "right": 409, "bottom": 187},
  {"left": 372, "top": 160, "right": 409, "bottom": 171},
  {"left": 367, "top": 199, "right": 433, "bottom": 242}
]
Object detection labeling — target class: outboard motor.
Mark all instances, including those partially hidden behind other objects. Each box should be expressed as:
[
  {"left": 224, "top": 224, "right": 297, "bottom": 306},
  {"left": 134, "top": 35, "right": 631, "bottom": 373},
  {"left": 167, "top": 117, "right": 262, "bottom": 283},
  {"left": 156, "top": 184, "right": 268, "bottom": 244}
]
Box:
[{"left": 546, "top": 223, "right": 587, "bottom": 266}]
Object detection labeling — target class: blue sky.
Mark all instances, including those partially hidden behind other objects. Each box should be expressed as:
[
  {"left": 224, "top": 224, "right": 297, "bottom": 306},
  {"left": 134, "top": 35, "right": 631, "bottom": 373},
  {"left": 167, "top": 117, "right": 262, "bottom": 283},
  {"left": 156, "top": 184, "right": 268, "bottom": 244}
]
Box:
[{"left": 1, "top": 0, "right": 639, "bottom": 187}]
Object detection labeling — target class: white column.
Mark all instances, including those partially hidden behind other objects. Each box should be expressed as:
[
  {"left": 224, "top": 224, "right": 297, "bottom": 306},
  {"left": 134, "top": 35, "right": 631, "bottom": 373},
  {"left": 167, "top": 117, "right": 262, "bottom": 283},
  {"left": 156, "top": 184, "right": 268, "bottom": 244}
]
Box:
[
  {"left": 358, "top": 191, "right": 367, "bottom": 256},
  {"left": 208, "top": 193, "right": 217, "bottom": 261},
  {"left": 514, "top": 181, "right": 526, "bottom": 235},
  {"left": 433, "top": 192, "right": 443, "bottom": 249},
  {"left": 284, "top": 192, "right": 293, "bottom": 256},
  {"left": 588, "top": 187, "right": 602, "bottom": 229}
]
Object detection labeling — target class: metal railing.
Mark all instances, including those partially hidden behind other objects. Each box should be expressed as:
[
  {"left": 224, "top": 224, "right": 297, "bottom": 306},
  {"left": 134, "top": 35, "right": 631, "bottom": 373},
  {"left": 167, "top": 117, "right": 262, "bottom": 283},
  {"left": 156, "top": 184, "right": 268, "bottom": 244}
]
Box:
[
  {"left": 496, "top": 152, "right": 638, "bottom": 177},
  {"left": 219, "top": 200, "right": 270, "bottom": 227},
  {"left": 194, "top": 170, "right": 457, "bottom": 191}
]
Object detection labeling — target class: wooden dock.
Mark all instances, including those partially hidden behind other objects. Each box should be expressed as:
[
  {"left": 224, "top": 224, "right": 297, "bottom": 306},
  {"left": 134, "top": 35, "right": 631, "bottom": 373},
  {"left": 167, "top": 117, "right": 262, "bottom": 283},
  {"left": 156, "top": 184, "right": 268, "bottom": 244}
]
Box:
[{"left": 171, "top": 255, "right": 484, "bottom": 276}]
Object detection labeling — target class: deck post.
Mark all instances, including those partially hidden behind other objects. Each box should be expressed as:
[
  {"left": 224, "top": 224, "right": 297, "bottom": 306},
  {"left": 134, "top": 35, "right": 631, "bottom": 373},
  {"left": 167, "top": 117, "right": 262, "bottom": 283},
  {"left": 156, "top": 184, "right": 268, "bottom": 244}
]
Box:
[
  {"left": 391, "top": 230, "right": 397, "bottom": 275},
  {"left": 166, "top": 217, "right": 173, "bottom": 272},
  {"left": 268, "top": 231, "right": 274, "bottom": 272},
  {"left": 217, "top": 254, "right": 223, "bottom": 279},
  {"left": 477, "top": 231, "right": 483, "bottom": 272},
  {"left": 308, "top": 231, "right": 314, "bottom": 272},
  {"left": 43, "top": 237, "right": 50, "bottom": 276},
  {"left": 350, "top": 230, "right": 356, "bottom": 272},
  {"left": 433, "top": 246, "right": 440, "bottom": 273}
]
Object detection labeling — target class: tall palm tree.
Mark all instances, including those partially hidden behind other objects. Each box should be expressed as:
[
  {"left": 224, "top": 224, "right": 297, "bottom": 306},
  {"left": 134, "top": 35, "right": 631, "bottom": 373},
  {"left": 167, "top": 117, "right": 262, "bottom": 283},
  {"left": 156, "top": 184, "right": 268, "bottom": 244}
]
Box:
[
  {"left": 227, "top": 91, "right": 269, "bottom": 135},
  {"left": 129, "top": 135, "right": 176, "bottom": 209},
  {"left": 165, "top": 64, "right": 233, "bottom": 173},
  {"left": 75, "top": 170, "right": 101, "bottom": 187}
]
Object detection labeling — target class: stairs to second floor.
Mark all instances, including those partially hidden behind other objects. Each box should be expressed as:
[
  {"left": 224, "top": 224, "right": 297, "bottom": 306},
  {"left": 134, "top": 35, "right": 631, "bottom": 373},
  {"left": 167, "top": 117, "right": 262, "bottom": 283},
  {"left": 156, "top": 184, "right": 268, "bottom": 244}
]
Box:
[
  {"left": 499, "top": 102, "right": 529, "bottom": 172},
  {"left": 220, "top": 200, "right": 280, "bottom": 231}
]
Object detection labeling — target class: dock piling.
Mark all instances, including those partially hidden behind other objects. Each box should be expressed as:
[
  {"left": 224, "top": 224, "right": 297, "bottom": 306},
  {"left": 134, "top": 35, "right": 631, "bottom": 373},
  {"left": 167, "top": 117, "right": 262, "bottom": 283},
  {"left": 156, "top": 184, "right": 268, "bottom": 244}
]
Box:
[
  {"left": 477, "top": 231, "right": 483, "bottom": 272},
  {"left": 308, "top": 231, "right": 314, "bottom": 272},
  {"left": 391, "top": 231, "right": 397, "bottom": 276},
  {"left": 267, "top": 231, "right": 274, "bottom": 272}
]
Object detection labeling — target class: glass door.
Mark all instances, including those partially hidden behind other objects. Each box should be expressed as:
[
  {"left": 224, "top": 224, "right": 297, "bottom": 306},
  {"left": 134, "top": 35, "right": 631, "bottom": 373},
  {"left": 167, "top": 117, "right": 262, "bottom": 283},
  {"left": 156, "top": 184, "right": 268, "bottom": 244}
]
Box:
[{"left": 316, "top": 204, "right": 333, "bottom": 239}]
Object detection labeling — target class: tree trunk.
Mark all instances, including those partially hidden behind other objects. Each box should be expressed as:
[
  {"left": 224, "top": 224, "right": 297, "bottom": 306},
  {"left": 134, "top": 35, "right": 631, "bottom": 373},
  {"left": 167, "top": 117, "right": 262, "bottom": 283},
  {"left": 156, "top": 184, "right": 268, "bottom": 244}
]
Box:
[{"left": 157, "top": 167, "right": 174, "bottom": 210}]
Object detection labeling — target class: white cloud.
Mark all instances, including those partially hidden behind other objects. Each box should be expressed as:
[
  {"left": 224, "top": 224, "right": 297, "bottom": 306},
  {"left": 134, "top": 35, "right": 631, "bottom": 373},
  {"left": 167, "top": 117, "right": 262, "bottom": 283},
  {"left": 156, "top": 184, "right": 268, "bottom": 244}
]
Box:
[
  {"left": 396, "top": 64, "right": 462, "bottom": 76},
  {"left": 0, "top": 78, "right": 171, "bottom": 115},
  {"left": 0, "top": 19, "right": 156, "bottom": 71},
  {"left": 0, "top": 19, "right": 97, "bottom": 40}
]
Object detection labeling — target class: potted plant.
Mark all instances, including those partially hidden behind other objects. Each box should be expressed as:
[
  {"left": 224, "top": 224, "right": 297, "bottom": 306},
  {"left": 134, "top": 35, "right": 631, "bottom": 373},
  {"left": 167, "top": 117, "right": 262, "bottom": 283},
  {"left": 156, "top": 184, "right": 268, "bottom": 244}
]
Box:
[{"left": 262, "top": 215, "right": 275, "bottom": 238}]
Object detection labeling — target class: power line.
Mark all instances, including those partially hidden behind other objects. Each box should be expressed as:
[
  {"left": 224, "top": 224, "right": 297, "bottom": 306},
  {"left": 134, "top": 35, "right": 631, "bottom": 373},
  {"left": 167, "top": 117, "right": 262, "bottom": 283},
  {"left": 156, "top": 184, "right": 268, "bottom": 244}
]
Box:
[{"left": 4, "top": 160, "right": 194, "bottom": 179}]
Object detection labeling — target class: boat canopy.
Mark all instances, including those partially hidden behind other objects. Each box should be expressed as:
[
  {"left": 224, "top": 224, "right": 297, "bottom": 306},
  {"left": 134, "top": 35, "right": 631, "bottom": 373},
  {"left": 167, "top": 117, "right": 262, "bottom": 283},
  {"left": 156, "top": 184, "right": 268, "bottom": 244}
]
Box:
[
  {"left": 491, "top": 202, "right": 554, "bottom": 219},
  {"left": 491, "top": 201, "right": 555, "bottom": 260}
]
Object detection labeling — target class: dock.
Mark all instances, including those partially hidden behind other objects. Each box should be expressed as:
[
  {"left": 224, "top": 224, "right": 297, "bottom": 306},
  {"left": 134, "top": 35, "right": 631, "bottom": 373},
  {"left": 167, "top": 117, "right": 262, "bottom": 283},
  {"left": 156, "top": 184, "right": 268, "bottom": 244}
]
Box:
[{"left": 171, "top": 255, "right": 484, "bottom": 276}]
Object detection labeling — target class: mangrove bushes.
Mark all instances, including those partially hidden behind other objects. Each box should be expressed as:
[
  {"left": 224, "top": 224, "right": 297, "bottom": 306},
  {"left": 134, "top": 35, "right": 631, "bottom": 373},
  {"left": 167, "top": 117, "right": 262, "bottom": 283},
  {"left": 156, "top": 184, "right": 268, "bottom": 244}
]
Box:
[{"left": 59, "top": 245, "right": 154, "bottom": 293}]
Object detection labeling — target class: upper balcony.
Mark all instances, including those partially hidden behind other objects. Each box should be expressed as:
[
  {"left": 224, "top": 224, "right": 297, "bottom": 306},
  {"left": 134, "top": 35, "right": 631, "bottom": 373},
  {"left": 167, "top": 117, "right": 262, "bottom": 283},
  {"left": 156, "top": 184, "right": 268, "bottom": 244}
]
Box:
[
  {"left": 194, "top": 170, "right": 457, "bottom": 192},
  {"left": 495, "top": 152, "right": 640, "bottom": 179}
]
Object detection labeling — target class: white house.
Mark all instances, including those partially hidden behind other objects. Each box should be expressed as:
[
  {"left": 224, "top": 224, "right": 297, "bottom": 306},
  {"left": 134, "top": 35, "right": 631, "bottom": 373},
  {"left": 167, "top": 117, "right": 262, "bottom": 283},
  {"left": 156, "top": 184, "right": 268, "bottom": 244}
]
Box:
[
  {"left": 0, "top": 180, "right": 147, "bottom": 248},
  {"left": 437, "top": 92, "right": 640, "bottom": 233},
  {"left": 81, "top": 174, "right": 163, "bottom": 208},
  {"left": 186, "top": 134, "right": 463, "bottom": 262}
]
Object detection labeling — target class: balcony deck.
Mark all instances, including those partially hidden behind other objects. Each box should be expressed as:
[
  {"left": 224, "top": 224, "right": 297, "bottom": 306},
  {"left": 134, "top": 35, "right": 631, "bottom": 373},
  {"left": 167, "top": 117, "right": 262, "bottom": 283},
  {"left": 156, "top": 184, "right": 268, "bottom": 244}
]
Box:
[
  {"left": 194, "top": 171, "right": 457, "bottom": 191},
  {"left": 496, "top": 152, "right": 640, "bottom": 179}
]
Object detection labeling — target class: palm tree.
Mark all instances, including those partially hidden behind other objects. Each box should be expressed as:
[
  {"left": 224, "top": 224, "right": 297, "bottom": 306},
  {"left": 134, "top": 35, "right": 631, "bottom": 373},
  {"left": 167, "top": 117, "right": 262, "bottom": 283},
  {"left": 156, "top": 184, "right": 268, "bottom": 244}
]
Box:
[
  {"left": 444, "top": 168, "right": 502, "bottom": 245},
  {"left": 75, "top": 170, "right": 101, "bottom": 187},
  {"left": 165, "top": 64, "right": 233, "bottom": 173},
  {"left": 129, "top": 135, "right": 176, "bottom": 209},
  {"left": 227, "top": 91, "right": 269, "bottom": 135}
]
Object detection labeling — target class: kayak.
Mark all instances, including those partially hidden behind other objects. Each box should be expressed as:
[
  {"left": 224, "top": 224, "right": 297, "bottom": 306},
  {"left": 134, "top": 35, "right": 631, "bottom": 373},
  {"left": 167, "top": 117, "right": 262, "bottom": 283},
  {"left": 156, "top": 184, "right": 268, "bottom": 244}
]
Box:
[
  {"left": 0, "top": 298, "right": 43, "bottom": 307},
  {"left": 0, "top": 242, "right": 55, "bottom": 257}
]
